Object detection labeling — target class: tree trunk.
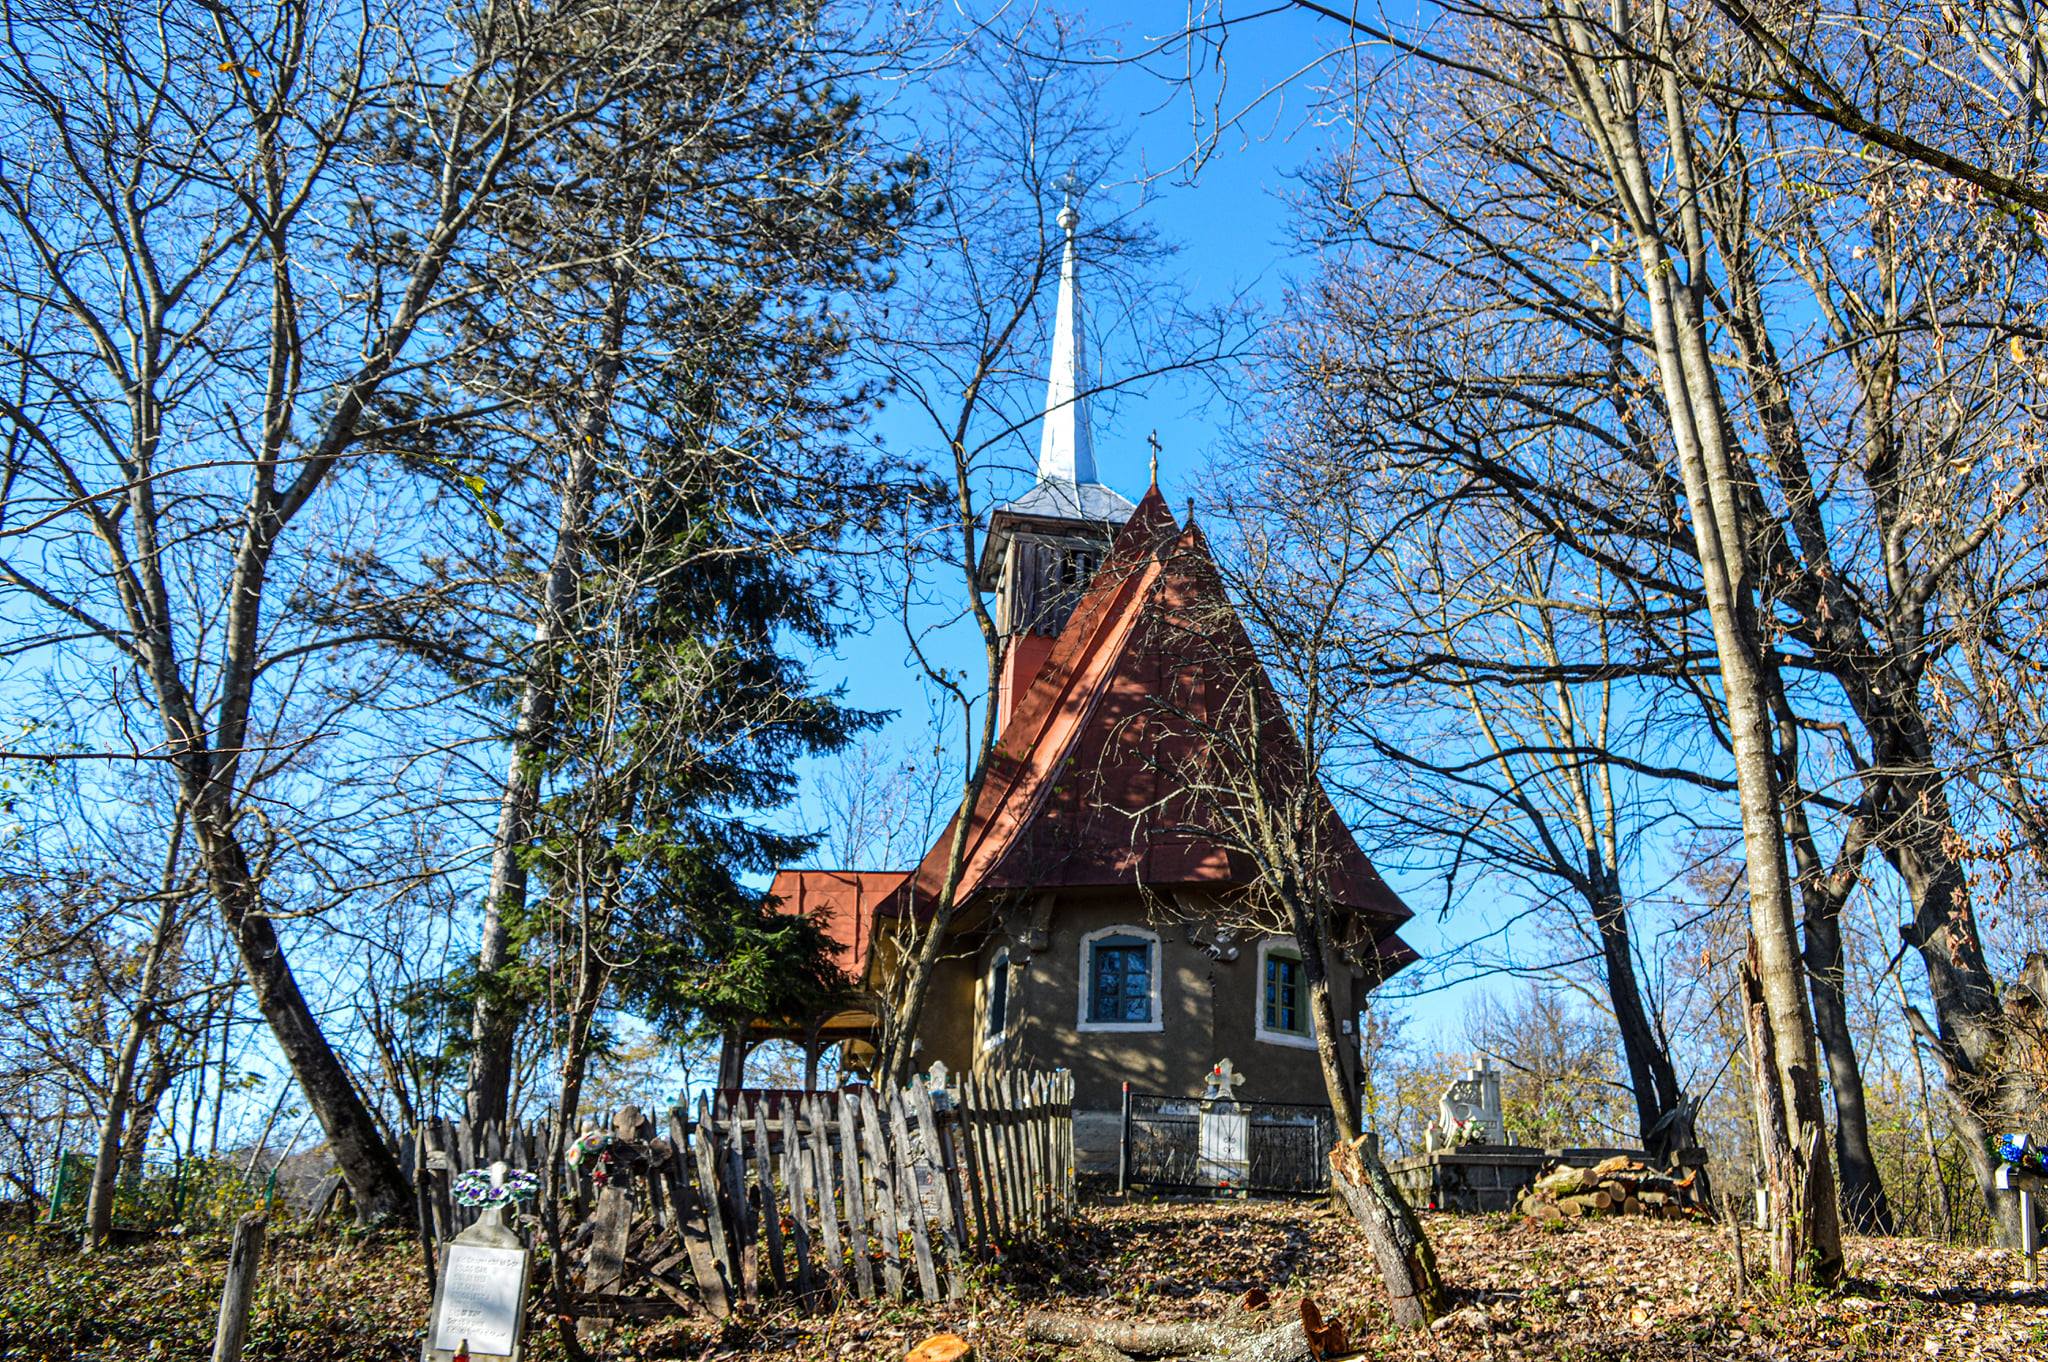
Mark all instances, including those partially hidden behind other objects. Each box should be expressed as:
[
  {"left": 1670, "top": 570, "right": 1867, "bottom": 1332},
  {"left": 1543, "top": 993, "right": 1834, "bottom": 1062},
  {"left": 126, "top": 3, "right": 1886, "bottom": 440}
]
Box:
[
  {"left": 1801, "top": 889, "right": 1894, "bottom": 1234},
  {"left": 192, "top": 801, "right": 410, "bottom": 1223},
  {"left": 1328, "top": 1134, "right": 1444, "bottom": 1330},
  {"left": 1742, "top": 947, "right": 1837, "bottom": 1281},
  {"left": 717, "top": 1025, "right": 749, "bottom": 1092},
  {"left": 1023, "top": 1310, "right": 1307, "bottom": 1361},
  {"left": 120, "top": 1039, "right": 177, "bottom": 1184},
  {"left": 1292, "top": 909, "right": 1362, "bottom": 1142},
  {"left": 1547, "top": 0, "right": 1842, "bottom": 1282},
  {"left": 1589, "top": 874, "right": 1691, "bottom": 1165},
  {"left": 1877, "top": 772, "right": 2022, "bottom": 1245},
  {"left": 82, "top": 894, "right": 184, "bottom": 1251},
  {"left": 468, "top": 264, "right": 634, "bottom": 1126},
  {"left": 1774, "top": 699, "right": 1893, "bottom": 1235}
]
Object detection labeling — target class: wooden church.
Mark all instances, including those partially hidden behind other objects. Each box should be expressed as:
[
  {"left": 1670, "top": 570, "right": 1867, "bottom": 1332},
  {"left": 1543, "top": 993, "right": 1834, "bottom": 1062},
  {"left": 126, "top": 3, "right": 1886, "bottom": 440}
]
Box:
[{"left": 764, "top": 203, "right": 1416, "bottom": 1166}]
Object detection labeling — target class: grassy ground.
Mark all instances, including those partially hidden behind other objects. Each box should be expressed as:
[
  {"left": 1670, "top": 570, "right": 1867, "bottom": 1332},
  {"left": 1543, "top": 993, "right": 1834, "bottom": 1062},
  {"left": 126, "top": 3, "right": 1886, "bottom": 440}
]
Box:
[{"left": 3, "top": 1200, "right": 2044, "bottom": 1360}]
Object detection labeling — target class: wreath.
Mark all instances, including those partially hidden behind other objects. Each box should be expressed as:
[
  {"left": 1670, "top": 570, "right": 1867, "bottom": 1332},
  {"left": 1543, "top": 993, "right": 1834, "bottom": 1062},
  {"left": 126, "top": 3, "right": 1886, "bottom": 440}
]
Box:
[
  {"left": 566, "top": 1130, "right": 653, "bottom": 1186},
  {"left": 565, "top": 1131, "right": 615, "bottom": 1170},
  {"left": 450, "top": 1166, "right": 541, "bottom": 1209},
  {"left": 2000, "top": 1133, "right": 2048, "bottom": 1176}
]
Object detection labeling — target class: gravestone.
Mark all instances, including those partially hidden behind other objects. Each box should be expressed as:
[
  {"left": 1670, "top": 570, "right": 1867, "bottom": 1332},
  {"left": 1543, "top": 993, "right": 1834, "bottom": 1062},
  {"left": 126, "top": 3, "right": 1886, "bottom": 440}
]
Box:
[
  {"left": 423, "top": 1162, "right": 531, "bottom": 1362},
  {"left": 1197, "top": 1059, "right": 1251, "bottom": 1188},
  {"left": 1425, "top": 1058, "right": 1503, "bottom": 1151}
]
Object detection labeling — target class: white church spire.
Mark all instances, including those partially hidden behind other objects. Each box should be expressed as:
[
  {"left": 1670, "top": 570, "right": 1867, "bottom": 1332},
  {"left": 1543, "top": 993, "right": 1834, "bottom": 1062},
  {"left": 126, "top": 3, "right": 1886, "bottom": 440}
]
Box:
[{"left": 1036, "top": 198, "right": 1097, "bottom": 486}]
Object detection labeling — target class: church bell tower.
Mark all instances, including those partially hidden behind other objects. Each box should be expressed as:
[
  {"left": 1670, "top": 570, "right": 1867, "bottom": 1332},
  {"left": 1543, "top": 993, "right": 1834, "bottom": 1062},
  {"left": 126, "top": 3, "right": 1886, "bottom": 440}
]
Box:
[{"left": 976, "top": 200, "right": 1135, "bottom": 731}]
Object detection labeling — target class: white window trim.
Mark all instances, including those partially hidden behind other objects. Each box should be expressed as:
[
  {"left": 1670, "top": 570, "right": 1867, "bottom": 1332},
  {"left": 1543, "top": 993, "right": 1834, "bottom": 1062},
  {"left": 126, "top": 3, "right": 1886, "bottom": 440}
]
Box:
[
  {"left": 1078, "top": 924, "right": 1164, "bottom": 1033},
  {"left": 982, "top": 946, "right": 1011, "bottom": 1051},
  {"left": 1256, "top": 936, "right": 1317, "bottom": 1050}
]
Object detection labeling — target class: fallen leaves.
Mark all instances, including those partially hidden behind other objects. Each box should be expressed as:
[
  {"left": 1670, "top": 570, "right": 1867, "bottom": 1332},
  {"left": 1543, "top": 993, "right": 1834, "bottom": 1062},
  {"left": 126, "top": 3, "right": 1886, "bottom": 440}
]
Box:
[{"left": 9, "top": 1197, "right": 2046, "bottom": 1362}]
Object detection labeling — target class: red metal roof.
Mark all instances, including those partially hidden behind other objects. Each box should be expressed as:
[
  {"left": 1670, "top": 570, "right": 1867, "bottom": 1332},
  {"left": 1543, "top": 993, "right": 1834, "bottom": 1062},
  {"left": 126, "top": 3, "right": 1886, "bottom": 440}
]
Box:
[
  {"left": 769, "top": 486, "right": 1415, "bottom": 982},
  {"left": 764, "top": 868, "right": 907, "bottom": 983}
]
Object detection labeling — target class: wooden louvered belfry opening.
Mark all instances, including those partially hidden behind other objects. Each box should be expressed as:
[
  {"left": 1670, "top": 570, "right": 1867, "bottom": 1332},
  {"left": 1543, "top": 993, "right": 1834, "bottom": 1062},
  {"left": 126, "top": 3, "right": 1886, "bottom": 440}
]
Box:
[{"left": 998, "top": 531, "right": 1109, "bottom": 639}]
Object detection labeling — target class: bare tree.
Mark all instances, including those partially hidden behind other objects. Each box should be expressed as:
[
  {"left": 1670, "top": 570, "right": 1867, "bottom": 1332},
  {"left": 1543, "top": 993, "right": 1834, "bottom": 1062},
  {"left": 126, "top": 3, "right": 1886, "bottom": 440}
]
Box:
[
  {"left": 0, "top": 0, "right": 871, "bottom": 1220},
  {"left": 1278, "top": 0, "right": 2048, "bottom": 1252}
]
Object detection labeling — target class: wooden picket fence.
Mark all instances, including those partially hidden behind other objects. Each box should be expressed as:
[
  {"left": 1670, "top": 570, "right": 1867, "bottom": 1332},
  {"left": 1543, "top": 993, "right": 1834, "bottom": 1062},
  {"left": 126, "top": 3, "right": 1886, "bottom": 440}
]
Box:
[{"left": 412, "top": 1068, "right": 1074, "bottom": 1319}]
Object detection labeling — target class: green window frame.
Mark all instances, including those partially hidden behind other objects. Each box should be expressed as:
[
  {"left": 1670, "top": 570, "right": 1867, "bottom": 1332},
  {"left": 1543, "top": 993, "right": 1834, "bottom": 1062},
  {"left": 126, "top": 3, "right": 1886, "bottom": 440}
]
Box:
[{"left": 1263, "top": 949, "right": 1306, "bottom": 1036}]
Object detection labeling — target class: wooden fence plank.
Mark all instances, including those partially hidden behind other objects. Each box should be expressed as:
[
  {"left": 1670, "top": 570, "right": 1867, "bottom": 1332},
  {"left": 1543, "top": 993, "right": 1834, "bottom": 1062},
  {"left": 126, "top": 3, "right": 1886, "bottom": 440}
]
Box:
[
  {"left": 856, "top": 1088, "right": 905, "bottom": 1300},
  {"left": 1059, "top": 1071, "right": 1075, "bottom": 1217},
  {"left": 665, "top": 1108, "right": 731, "bottom": 1319},
  {"left": 724, "top": 1102, "right": 760, "bottom": 1302},
  {"left": 805, "top": 1096, "right": 845, "bottom": 1291},
  {"left": 997, "top": 1073, "right": 1027, "bottom": 1232},
  {"left": 886, "top": 1091, "right": 941, "bottom": 1300},
  {"left": 431, "top": 1118, "right": 457, "bottom": 1240},
  {"left": 909, "top": 1082, "right": 966, "bottom": 1297},
  {"left": 970, "top": 1075, "right": 1010, "bottom": 1242},
  {"left": 984, "top": 1074, "right": 1014, "bottom": 1241},
  {"left": 950, "top": 1080, "right": 991, "bottom": 1256},
  {"left": 691, "top": 1099, "right": 741, "bottom": 1298},
  {"left": 1017, "top": 1075, "right": 1040, "bottom": 1231},
  {"left": 411, "top": 1129, "right": 438, "bottom": 1296},
  {"left": 779, "top": 1102, "right": 816, "bottom": 1296},
  {"left": 748, "top": 1103, "right": 789, "bottom": 1294},
  {"left": 210, "top": 1213, "right": 265, "bottom": 1362},
  {"left": 836, "top": 1093, "right": 876, "bottom": 1300},
  {"left": 1030, "top": 1073, "right": 1052, "bottom": 1228},
  {"left": 1025, "top": 1074, "right": 1048, "bottom": 1228}
]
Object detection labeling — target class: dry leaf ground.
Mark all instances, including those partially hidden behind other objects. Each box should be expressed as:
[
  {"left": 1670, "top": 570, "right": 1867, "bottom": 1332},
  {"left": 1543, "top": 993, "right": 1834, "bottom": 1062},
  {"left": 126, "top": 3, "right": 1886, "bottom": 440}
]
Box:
[
  {"left": 702, "top": 1201, "right": 2048, "bottom": 1362},
  {"left": 3, "top": 1200, "right": 2045, "bottom": 1360}
]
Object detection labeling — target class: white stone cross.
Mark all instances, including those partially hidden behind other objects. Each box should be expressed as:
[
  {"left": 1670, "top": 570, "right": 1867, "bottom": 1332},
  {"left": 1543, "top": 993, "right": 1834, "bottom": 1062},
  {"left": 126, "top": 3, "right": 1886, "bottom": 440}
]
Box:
[{"left": 1203, "top": 1058, "right": 1247, "bottom": 1103}]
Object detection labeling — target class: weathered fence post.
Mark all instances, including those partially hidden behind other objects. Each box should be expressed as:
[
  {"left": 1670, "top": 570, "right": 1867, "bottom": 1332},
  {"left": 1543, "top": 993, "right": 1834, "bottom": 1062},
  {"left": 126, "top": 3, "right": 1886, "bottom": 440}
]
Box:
[
  {"left": 211, "top": 1212, "right": 266, "bottom": 1362},
  {"left": 1117, "top": 1082, "right": 1132, "bottom": 1197}
]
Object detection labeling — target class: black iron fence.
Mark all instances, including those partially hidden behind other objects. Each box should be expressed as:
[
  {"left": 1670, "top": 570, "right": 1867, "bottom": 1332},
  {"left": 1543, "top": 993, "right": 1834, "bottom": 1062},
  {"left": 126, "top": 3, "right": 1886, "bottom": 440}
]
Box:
[{"left": 1116, "top": 1089, "right": 1336, "bottom": 1195}]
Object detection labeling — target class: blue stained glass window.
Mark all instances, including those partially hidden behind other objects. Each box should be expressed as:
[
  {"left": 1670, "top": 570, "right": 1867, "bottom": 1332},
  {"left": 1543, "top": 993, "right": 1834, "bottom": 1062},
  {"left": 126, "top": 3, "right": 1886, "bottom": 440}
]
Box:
[
  {"left": 1089, "top": 934, "right": 1152, "bottom": 1024},
  {"left": 1264, "top": 951, "right": 1305, "bottom": 1035}
]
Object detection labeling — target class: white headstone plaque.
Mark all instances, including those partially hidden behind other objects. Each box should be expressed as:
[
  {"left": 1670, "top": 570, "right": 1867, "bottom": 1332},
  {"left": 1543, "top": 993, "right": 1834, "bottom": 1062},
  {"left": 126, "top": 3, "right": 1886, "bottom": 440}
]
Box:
[
  {"left": 425, "top": 1163, "right": 531, "bottom": 1362},
  {"left": 430, "top": 1243, "right": 527, "bottom": 1357}
]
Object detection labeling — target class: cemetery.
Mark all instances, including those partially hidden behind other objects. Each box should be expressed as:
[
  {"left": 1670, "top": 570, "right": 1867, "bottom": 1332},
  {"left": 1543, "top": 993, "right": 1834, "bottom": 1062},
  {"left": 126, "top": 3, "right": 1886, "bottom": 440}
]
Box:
[
  {"left": 6, "top": 1064, "right": 2048, "bottom": 1362},
  {"left": 7, "top": 1, "right": 2048, "bottom": 1360}
]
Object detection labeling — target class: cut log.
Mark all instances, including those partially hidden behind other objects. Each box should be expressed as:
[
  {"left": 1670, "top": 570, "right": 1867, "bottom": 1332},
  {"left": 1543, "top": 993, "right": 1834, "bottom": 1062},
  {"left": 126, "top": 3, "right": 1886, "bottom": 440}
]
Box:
[
  {"left": 908, "top": 1333, "right": 973, "bottom": 1362},
  {"left": 1021, "top": 1311, "right": 1299, "bottom": 1360},
  {"left": 1075, "top": 1345, "right": 1139, "bottom": 1362},
  {"left": 1298, "top": 1298, "right": 1348, "bottom": 1360}
]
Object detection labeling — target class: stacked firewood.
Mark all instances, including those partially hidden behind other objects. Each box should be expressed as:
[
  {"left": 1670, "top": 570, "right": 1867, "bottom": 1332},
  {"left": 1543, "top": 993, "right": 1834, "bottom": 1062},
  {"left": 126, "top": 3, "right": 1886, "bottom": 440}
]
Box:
[{"left": 1513, "top": 1155, "right": 1704, "bottom": 1224}]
